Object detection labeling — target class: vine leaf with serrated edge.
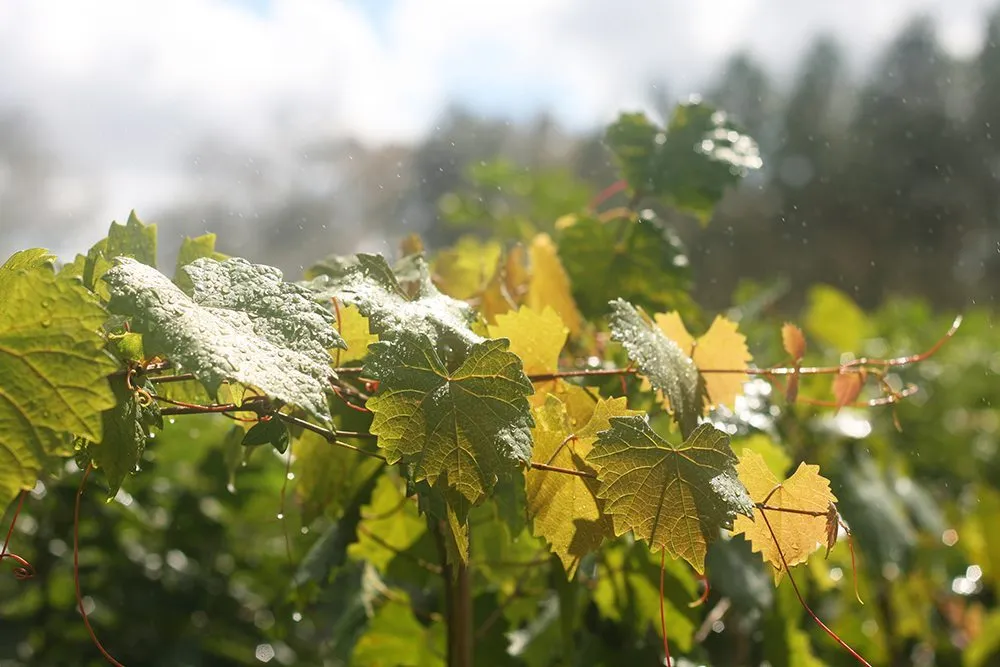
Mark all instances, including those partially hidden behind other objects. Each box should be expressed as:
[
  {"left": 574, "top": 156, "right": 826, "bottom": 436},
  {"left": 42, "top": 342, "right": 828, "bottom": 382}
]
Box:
[
  {"left": 103, "top": 257, "right": 344, "bottom": 423},
  {"left": 733, "top": 450, "right": 838, "bottom": 581},
  {"left": 608, "top": 299, "right": 704, "bottom": 437},
  {"left": 82, "top": 211, "right": 158, "bottom": 299},
  {"left": 526, "top": 394, "right": 641, "bottom": 578},
  {"left": 526, "top": 234, "right": 583, "bottom": 336},
  {"left": 0, "top": 250, "right": 117, "bottom": 506},
  {"left": 305, "top": 252, "right": 480, "bottom": 354},
  {"left": 653, "top": 311, "right": 752, "bottom": 411},
  {"left": 88, "top": 375, "right": 162, "bottom": 498},
  {"left": 364, "top": 330, "right": 534, "bottom": 506},
  {"left": 588, "top": 418, "right": 753, "bottom": 573}
]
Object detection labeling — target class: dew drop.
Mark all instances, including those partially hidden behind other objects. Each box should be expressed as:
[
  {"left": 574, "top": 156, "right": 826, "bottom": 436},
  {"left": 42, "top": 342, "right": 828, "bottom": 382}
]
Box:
[{"left": 276, "top": 513, "right": 284, "bottom": 520}]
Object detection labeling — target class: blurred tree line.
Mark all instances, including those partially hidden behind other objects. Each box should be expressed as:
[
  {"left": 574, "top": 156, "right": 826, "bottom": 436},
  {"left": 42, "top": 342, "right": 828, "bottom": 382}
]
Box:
[{"left": 151, "top": 13, "right": 1000, "bottom": 312}]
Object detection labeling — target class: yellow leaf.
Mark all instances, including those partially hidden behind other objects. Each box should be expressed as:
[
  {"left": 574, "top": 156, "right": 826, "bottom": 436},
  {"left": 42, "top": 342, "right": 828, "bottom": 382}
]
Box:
[
  {"left": 525, "top": 394, "right": 640, "bottom": 577},
  {"left": 432, "top": 235, "right": 502, "bottom": 300},
  {"left": 733, "top": 450, "right": 838, "bottom": 580},
  {"left": 652, "top": 312, "right": 752, "bottom": 411},
  {"left": 488, "top": 306, "right": 567, "bottom": 375},
  {"left": 481, "top": 244, "right": 529, "bottom": 323},
  {"left": 781, "top": 322, "right": 806, "bottom": 360},
  {"left": 527, "top": 234, "right": 583, "bottom": 336},
  {"left": 334, "top": 302, "right": 378, "bottom": 364},
  {"left": 734, "top": 433, "right": 792, "bottom": 478}
]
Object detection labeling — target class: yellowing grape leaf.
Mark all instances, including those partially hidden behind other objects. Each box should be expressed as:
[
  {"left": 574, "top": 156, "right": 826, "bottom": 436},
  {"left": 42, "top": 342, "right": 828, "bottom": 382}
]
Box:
[
  {"left": 0, "top": 250, "right": 117, "bottom": 506},
  {"left": 654, "top": 311, "right": 752, "bottom": 411},
  {"left": 481, "top": 244, "right": 529, "bottom": 323},
  {"left": 334, "top": 302, "right": 378, "bottom": 364},
  {"left": 526, "top": 234, "right": 583, "bottom": 336},
  {"left": 364, "top": 331, "right": 533, "bottom": 505},
  {"left": 588, "top": 418, "right": 753, "bottom": 573},
  {"left": 432, "top": 235, "right": 501, "bottom": 300},
  {"left": 733, "top": 450, "right": 837, "bottom": 580},
  {"left": 804, "top": 285, "right": 871, "bottom": 352},
  {"left": 608, "top": 299, "right": 704, "bottom": 437},
  {"left": 488, "top": 306, "right": 566, "bottom": 375},
  {"left": 525, "top": 394, "right": 640, "bottom": 577}
]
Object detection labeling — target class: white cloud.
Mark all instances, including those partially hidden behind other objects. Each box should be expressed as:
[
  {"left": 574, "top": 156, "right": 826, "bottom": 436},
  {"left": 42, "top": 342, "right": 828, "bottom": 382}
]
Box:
[{"left": 0, "top": 0, "right": 995, "bottom": 259}]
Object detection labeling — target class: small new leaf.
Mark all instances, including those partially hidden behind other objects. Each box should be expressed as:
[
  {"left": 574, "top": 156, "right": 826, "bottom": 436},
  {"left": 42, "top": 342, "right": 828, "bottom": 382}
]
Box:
[
  {"left": 104, "top": 257, "right": 344, "bottom": 422},
  {"left": 588, "top": 418, "right": 753, "bottom": 573},
  {"left": 242, "top": 418, "right": 290, "bottom": 454},
  {"left": 608, "top": 299, "right": 704, "bottom": 437},
  {"left": 364, "top": 331, "right": 534, "bottom": 505},
  {"left": 832, "top": 370, "right": 866, "bottom": 411},
  {"left": 733, "top": 450, "right": 838, "bottom": 580},
  {"left": 781, "top": 323, "right": 807, "bottom": 361}
]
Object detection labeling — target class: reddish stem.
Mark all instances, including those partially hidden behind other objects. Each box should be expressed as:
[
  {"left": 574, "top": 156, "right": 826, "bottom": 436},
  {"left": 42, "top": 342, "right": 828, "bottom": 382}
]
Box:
[
  {"left": 759, "top": 507, "right": 872, "bottom": 666},
  {"left": 590, "top": 179, "right": 628, "bottom": 210},
  {"left": 1, "top": 490, "right": 35, "bottom": 580},
  {"left": 74, "top": 465, "right": 126, "bottom": 667}
]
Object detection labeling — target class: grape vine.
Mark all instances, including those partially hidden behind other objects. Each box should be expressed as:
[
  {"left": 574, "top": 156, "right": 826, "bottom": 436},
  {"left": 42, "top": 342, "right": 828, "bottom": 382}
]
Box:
[{"left": 0, "top": 103, "right": 963, "bottom": 667}]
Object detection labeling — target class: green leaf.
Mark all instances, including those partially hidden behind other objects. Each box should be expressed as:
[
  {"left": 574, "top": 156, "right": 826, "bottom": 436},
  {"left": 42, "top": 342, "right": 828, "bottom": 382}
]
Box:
[
  {"left": 364, "top": 331, "right": 534, "bottom": 505},
  {"left": 557, "top": 215, "right": 692, "bottom": 321},
  {"left": 608, "top": 299, "right": 704, "bottom": 437},
  {"left": 88, "top": 375, "right": 160, "bottom": 497},
  {"left": 0, "top": 250, "right": 117, "bottom": 506},
  {"left": 348, "top": 473, "right": 427, "bottom": 573},
  {"left": 606, "top": 104, "right": 761, "bottom": 221},
  {"left": 353, "top": 592, "right": 446, "bottom": 667},
  {"left": 588, "top": 418, "right": 753, "bottom": 573},
  {"left": 295, "top": 429, "right": 384, "bottom": 523},
  {"left": 174, "top": 233, "right": 227, "bottom": 292},
  {"left": 241, "top": 418, "right": 289, "bottom": 454},
  {"left": 804, "top": 284, "right": 871, "bottom": 352},
  {"left": 103, "top": 257, "right": 344, "bottom": 422},
  {"left": 83, "top": 211, "right": 158, "bottom": 297},
  {"left": 306, "top": 253, "right": 481, "bottom": 355}
]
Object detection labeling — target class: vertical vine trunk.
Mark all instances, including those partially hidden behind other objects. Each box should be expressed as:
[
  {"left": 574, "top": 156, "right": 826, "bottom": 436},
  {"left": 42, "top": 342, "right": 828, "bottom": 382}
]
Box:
[{"left": 432, "top": 518, "right": 473, "bottom": 667}]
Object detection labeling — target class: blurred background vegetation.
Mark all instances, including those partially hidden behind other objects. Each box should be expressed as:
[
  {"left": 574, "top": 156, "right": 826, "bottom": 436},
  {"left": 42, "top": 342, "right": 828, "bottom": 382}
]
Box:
[{"left": 1, "top": 4, "right": 999, "bottom": 667}]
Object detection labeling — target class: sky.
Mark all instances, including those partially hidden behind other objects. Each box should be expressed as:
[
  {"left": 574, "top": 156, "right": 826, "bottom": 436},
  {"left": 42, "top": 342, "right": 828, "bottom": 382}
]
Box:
[{"left": 0, "top": 0, "right": 997, "bottom": 259}]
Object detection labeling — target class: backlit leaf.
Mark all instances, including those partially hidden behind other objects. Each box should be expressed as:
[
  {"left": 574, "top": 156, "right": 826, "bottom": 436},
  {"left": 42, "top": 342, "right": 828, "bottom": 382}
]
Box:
[
  {"left": 0, "top": 250, "right": 117, "bottom": 506},
  {"left": 804, "top": 285, "right": 871, "bottom": 352},
  {"left": 733, "top": 450, "right": 838, "bottom": 580},
  {"left": 174, "top": 233, "right": 227, "bottom": 292},
  {"left": 103, "top": 257, "right": 344, "bottom": 422},
  {"left": 88, "top": 375, "right": 161, "bottom": 498},
  {"left": 348, "top": 473, "right": 426, "bottom": 573},
  {"left": 295, "top": 429, "right": 384, "bottom": 523},
  {"left": 525, "top": 394, "right": 639, "bottom": 577},
  {"left": 654, "top": 311, "right": 752, "bottom": 410},
  {"left": 306, "top": 253, "right": 479, "bottom": 353},
  {"left": 782, "top": 323, "right": 807, "bottom": 360},
  {"left": 334, "top": 302, "right": 379, "bottom": 365},
  {"left": 832, "top": 370, "right": 866, "bottom": 411},
  {"left": 526, "top": 234, "right": 582, "bottom": 336},
  {"left": 353, "top": 592, "right": 446, "bottom": 667},
  {"left": 84, "top": 211, "right": 158, "bottom": 298},
  {"left": 608, "top": 299, "right": 704, "bottom": 437},
  {"left": 432, "top": 235, "right": 501, "bottom": 300},
  {"left": 588, "top": 418, "right": 753, "bottom": 572},
  {"left": 364, "top": 331, "right": 534, "bottom": 505}
]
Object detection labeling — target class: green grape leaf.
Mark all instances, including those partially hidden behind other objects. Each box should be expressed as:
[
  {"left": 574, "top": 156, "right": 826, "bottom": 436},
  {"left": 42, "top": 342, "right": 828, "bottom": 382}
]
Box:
[
  {"left": 348, "top": 473, "right": 426, "bottom": 572},
  {"left": 353, "top": 592, "right": 446, "bottom": 667},
  {"left": 174, "top": 233, "right": 227, "bottom": 292},
  {"left": 295, "top": 429, "right": 383, "bottom": 523},
  {"left": 83, "top": 211, "right": 158, "bottom": 297},
  {"left": 804, "top": 285, "right": 872, "bottom": 352},
  {"left": 608, "top": 299, "right": 704, "bottom": 437},
  {"left": 241, "top": 418, "right": 289, "bottom": 454},
  {"left": 89, "top": 376, "right": 161, "bottom": 497},
  {"left": 588, "top": 418, "right": 753, "bottom": 573},
  {"left": 306, "top": 253, "right": 481, "bottom": 353},
  {"left": 103, "top": 257, "right": 344, "bottom": 423},
  {"left": 557, "top": 215, "right": 692, "bottom": 320},
  {"left": 0, "top": 250, "right": 117, "bottom": 506},
  {"left": 364, "top": 331, "right": 534, "bottom": 505},
  {"left": 606, "top": 104, "right": 761, "bottom": 221}
]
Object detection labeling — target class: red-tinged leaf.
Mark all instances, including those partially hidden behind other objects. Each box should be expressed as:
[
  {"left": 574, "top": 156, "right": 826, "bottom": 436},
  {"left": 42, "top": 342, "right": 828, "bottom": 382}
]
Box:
[
  {"left": 824, "top": 502, "right": 840, "bottom": 558},
  {"left": 832, "top": 370, "right": 866, "bottom": 411}
]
